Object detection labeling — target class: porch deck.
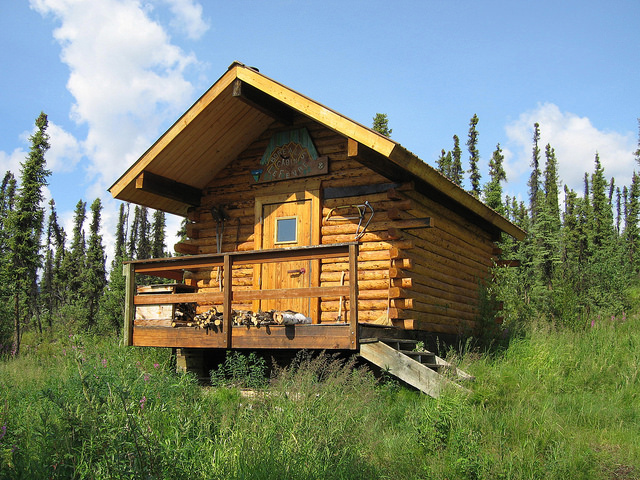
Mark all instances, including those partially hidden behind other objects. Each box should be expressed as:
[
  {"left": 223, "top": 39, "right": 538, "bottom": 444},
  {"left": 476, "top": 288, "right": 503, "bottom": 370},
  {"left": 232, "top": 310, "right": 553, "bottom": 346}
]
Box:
[{"left": 123, "top": 242, "right": 360, "bottom": 350}]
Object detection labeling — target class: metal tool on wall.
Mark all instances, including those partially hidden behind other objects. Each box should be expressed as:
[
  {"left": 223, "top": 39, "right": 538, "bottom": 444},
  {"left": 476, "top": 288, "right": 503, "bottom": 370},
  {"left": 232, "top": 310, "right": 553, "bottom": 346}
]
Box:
[{"left": 324, "top": 200, "right": 374, "bottom": 240}]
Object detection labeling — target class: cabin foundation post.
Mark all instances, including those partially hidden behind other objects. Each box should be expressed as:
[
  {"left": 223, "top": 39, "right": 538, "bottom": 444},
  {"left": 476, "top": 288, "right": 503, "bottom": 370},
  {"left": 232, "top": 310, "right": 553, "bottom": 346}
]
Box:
[{"left": 175, "top": 348, "right": 206, "bottom": 379}]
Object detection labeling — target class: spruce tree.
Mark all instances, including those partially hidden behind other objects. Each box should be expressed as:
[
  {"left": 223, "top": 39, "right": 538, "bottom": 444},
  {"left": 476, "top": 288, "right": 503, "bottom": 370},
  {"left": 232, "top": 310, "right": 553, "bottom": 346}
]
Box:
[
  {"left": 114, "top": 203, "right": 128, "bottom": 262},
  {"left": 450, "top": 135, "right": 464, "bottom": 186},
  {"left": 528, "top": 123, "right": 542, "bottom": 221},
  {"left": 372, "top": 113, "right": 392, "bottom": 137},
  {"left": 536, "top": 144, "right": 561, "bottom": 291},
  {"left": 7, "top": 112, "right": 51, "bottom": 354},
  {"left": 128, "top": 206, "right": 140, "bottom": 259},
  {"left": 591, "top": 153, "right": 613, "bottom": 248},
  {"left": 466, "top": 114, "right": 481, "bottom": 197},
  {"left": 136, "top": 206, "right": 151, "bottom": 260},
  {"left": 83, "top": 198, "right": 107, "bottom": 327},
  {"left": 60, "top": 200, "right": 87, "bottom": 307},
  {"left": 0, "top": 172, "right": 17, "bottom": 345},
  {"left": 99, "top": 203, "right": 129, "bottom": 333},
  {"left": 151, "top": 209, "right": 167, "bottom": 258},
  {"left": 40, "top": 200, "right": 63, "bottom": 328},
  {"left": 483, "top": 143, "right": 507, "bottom": 214},
  {"left": 436, "top": 149, "right": 449, "bottom": 176},
  {"left": 625, "top": 174, "right": 640, "bottom": 269}
]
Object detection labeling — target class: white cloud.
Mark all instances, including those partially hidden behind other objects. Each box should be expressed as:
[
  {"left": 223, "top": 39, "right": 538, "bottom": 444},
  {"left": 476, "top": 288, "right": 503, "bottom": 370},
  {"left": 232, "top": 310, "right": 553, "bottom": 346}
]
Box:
[
  {"left": 161, "top": 0, "right": 210, "bottom": 39},
  {"left": 30, "top": 0, "right": 204, "bottom": 188},
  {"left": 504, "top": 103, "right": 636, "bottom": 195},
  {"left": 0, "top": 148, "right": 26, "bottom": 179},
  {"left": 47, "top": 122, "right": 83, "bottom": 173},
  {"left": 29, "top": 0, "right": 208, "bottom": 263}
]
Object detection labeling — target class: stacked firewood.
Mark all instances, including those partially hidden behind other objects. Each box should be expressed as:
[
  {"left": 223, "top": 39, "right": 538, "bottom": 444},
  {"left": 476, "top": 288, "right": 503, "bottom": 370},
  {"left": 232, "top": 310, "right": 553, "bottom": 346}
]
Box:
[{"left": 171, "top": 306, "right": 312, "bottom": 328}]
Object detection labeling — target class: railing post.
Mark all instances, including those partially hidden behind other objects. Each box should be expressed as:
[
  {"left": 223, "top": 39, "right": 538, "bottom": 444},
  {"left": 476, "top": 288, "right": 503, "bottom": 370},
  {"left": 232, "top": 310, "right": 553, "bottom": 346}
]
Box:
[
  {"left": 123, "top": 263, "right": 135, "bottom": 346},
  {"left": 348, "top": 243, "right": 359, "bottom": 349},
  {"left": 223, "top": 254, "right": 233, "bottom": 348}
]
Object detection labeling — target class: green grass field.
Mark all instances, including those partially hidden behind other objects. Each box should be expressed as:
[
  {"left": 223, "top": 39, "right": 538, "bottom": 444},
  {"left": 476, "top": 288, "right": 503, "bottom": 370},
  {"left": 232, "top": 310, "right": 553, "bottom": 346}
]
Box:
[{"left": 1, "top": 313, "right": 638, "bottom": 479}]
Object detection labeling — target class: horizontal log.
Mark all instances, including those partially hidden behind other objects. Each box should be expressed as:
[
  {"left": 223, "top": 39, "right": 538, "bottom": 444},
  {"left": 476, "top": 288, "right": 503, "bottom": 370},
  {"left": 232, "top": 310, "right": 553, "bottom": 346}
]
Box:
[
  {"left": 321, "top": 270, "right": 389, "bottom": 282},
  {"left": 390, "top": 247, "right": 489, "bottom": 285},
  {"left": 402, "top": 285, "right": 477, "bottom": 315},
  {"left": 322, "top": 198, "right": 411, "bottom": 214},
  {"left": 322, "top": 230, "right": 401, "bottom": 243},
  {"left": 321, "top": 259, "right": 390, "bottom": 272},
  {"left": 321, "top": 310, "right": 388, "bottom": 323},
  {"left": 321, "top": 289, "right": 396, "bottom": 301},
  {"left": 174, "top": 242, "right": 199, "bottom": 255},
  {"left": 320, "top": 250, "right": 390, "bottom": 263},
  {"left": 407, "top": 271, "right": 478, "bottom": 302},
  {"left": 401, "top": 229, "right": 492, "bottom": 272},
  {"left": 321, "top": 218, "right": 432, "bottom": 236},
  {"left": 321, "top": 299, "right": 388, "bottom": 311},
  {"left": 407, "top": 300, "right": 477, "bottom": 322}
]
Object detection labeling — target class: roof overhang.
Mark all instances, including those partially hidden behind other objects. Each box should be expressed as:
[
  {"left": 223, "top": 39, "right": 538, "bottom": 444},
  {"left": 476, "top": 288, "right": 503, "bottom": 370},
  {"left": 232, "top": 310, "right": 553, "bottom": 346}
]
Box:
[{"left": 109, "top": 62, "right": 525, "bottom": 240}]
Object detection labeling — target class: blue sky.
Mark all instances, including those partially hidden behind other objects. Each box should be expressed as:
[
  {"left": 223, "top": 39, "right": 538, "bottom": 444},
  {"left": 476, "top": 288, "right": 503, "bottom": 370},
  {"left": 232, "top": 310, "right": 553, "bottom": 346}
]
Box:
[{"left": 1, "top": 0, "right": 638, "bottom": 258}]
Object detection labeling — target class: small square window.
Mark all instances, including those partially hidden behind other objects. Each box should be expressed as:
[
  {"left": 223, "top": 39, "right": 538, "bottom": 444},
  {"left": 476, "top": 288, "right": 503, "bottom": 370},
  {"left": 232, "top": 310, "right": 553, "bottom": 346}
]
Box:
[{"left": 276, "top": 217, "right": 297, "bottom": 244}]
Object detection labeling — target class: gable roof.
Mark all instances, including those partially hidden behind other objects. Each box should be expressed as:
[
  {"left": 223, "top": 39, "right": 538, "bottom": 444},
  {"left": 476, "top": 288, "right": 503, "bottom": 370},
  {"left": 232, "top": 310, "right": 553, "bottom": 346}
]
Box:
[{"left": 109, "top": 61, "right": 525, "bottom": 240}]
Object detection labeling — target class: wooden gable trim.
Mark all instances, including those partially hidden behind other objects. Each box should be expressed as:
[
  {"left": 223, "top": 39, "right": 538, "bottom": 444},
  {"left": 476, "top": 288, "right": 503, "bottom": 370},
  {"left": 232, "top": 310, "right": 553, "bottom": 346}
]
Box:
[
  {"left": 232, "top": 79, "right": 294, "bottom": 125},
  {"left": 236, "top": 67, "right": 398, "bottom": 158},
  {"left": 135, "top": 171, "right": 202, "bottom": 207}
]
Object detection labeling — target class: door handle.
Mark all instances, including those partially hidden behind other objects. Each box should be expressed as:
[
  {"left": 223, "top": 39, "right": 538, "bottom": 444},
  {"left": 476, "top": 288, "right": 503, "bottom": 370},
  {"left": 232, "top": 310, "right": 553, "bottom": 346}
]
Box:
[{"left": 287, "top": 268, "right": 306, "bottom": 275}]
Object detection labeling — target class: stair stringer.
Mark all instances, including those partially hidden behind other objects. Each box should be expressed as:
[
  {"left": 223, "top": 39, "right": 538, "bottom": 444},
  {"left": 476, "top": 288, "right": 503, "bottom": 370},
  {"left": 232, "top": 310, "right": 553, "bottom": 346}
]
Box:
[{"left": 359, "top": 341, "right": 469, "bottom": 398}]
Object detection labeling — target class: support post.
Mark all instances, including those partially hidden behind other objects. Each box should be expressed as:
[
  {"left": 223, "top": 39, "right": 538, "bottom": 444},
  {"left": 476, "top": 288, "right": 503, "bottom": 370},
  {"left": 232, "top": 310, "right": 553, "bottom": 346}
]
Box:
[
  {"left": 348, "top": 243, "right": 359, "bottom": 349},
  {"left": 223, "top": 254, "right": 233, "bottom": 348},
  {"left": 123, "top": 263, "right": 136, "bottom": 346}
]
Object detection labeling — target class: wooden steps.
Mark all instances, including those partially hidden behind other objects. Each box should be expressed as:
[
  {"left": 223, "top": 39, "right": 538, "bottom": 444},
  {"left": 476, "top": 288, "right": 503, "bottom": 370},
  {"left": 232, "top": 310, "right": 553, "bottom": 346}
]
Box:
[{"left": 358, "top": 338, "right": 473, "bottom": 398}]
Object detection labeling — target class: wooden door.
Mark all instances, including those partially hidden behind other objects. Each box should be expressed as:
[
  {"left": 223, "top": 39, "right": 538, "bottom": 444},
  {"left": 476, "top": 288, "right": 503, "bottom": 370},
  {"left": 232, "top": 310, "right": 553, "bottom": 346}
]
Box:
[{"left": 260, "top": 198, "right": 312, "bottom": 314}]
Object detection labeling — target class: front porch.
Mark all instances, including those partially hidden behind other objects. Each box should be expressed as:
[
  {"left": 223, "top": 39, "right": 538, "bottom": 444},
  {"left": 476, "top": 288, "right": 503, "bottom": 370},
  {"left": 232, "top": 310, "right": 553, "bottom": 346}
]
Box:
[{"left": 123, "top": 243, "right": 360, "bottom": 350}]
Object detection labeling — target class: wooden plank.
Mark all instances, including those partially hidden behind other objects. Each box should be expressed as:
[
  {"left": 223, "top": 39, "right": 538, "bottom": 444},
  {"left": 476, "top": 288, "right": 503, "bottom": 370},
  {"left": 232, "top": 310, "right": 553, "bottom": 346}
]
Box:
[
  {"left": 231, "top": 324, "right": 353, "bottom": 349},
  {"left": 123, "top": 263, "right": 136, "bottom": 346},
  {"left": 132, "top": 324, "right": 353, "bottom": 349},
  {"left": 359, "top": 341, "right": 463, "bottom": 398}
]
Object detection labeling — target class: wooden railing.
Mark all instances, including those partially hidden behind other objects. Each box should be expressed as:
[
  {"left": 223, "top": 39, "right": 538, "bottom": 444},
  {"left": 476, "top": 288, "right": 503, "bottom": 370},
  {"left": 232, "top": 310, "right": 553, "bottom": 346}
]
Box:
[{"left": 123, "top": 242, "right": 359, "bottom": 349}]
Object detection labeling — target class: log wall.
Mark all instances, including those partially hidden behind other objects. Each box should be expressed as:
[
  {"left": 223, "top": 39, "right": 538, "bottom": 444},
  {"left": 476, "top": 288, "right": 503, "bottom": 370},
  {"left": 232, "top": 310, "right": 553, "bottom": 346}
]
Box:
[{"left": 174, "top": 114, "right": 497, "bottom": 333}]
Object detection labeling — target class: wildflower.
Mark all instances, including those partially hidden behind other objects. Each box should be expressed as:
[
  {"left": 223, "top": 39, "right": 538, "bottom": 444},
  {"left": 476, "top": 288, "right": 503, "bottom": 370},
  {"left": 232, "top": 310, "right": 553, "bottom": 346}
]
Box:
[
  {"left": 153, "top": 363, "right": 159, "bottom": 369},
  {"left": 102, "top": 358, "right": 107, "bottom": 368},
  {"left": 591, "top": 319, "right": 595, "bottom": 328},
  {"left": 144, "top": 373, "right": 150, "bottom": 382},
  {"left": 0, "top": 424, "right": 6, "bottom": 441},
  {"left": 140, "top": 396, "right": 146, "bottom": 411}
]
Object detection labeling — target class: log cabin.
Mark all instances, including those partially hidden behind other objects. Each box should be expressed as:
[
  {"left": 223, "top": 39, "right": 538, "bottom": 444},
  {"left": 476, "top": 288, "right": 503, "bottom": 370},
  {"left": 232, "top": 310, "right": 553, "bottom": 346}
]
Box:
[{"left": 109, "top": 62, "right": 525, "bottom": 394}]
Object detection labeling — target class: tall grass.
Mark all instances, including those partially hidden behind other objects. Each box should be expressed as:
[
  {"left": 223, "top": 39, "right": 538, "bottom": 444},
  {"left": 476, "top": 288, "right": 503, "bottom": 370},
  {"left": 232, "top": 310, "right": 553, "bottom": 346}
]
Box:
[{"left": 1, "top": 313, "right": 638, "bottom": 479}]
